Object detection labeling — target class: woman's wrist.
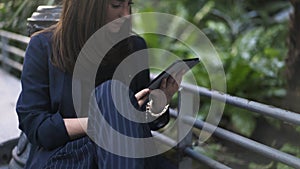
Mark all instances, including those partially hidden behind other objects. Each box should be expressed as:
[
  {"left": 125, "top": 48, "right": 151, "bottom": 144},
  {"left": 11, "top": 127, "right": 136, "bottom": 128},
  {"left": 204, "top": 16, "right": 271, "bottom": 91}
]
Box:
[
  {"left": 146, "top": 99, "right": 169, "bottom": 117},
  {"left": 63, "top": 117, "right": 88, "bottom": 140}
]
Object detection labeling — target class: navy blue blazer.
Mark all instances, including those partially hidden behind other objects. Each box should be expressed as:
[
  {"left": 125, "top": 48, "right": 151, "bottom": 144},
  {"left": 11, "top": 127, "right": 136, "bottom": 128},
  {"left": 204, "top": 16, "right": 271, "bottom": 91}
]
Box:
[{"left": 16, "top": 31, "right": 169, "bottom": 168}]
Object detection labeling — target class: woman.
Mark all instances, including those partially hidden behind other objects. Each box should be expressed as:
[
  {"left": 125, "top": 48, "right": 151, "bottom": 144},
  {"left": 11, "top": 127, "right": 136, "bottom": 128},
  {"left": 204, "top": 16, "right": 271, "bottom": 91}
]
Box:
[{"left": 16, "top": 0, "right": 182, "bottom": 168}]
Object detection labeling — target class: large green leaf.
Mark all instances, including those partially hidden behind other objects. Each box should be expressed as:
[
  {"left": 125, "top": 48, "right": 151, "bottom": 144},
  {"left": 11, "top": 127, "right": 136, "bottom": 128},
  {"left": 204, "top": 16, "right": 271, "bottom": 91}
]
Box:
[{"left": 230, "top": 109, "right": 257, "bottom": 137}]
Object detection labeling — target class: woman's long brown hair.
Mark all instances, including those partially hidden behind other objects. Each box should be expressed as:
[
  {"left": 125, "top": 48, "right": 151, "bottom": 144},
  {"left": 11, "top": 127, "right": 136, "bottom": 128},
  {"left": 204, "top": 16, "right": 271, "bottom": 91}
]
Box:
[{"left": 51, "top": 0, "right": 108, "bottom": 73}]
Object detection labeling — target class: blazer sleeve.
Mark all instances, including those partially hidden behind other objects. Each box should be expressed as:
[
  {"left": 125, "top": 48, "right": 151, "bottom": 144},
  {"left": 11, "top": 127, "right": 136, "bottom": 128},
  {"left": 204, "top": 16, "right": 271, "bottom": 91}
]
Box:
[{"left": 16, "top": 34, "right": 70, "bottom": 150}]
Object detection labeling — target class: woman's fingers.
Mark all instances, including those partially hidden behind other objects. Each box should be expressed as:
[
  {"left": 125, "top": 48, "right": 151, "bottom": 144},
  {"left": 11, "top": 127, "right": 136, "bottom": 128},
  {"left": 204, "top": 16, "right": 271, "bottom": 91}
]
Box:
[
  {"left": 135, "top": 68, "right": 188, "bottom": 108},
  {"left": 135, "top": 88, "right": 150, "bottom": 100},
  {"left": 159, "top": 69, "right": 187, "bottom": 103},
  {"left": 160, "top": 78, "right": 167, "bottom": 89},
  {"left": 137, "top": 95, "right": 149, "bottom": 107},
  {"left": 135, "top": 89, "right": 150, "bottom": 107}
]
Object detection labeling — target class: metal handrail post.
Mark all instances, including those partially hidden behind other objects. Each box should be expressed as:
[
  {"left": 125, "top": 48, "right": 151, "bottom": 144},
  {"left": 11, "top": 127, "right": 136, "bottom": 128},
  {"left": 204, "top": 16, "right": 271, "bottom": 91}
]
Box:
[
  {"left": 1, "top": 35, "right": 9, "bottom": 71},
  {"left": 177, "top": 89, "right": 195, "bottom": 168}
]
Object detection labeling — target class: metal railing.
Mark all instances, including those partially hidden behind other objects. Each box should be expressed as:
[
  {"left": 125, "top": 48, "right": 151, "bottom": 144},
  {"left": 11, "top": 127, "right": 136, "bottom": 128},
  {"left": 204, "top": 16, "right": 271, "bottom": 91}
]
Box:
[
  {"left": 167, "top": 85, "right": 300, "bottom": 168},
  {"left": 0, "top": 30, "right": 30, "bottom": 72},
  {"left": 1, "top": 29, "right": 300, "bottom": 169}
]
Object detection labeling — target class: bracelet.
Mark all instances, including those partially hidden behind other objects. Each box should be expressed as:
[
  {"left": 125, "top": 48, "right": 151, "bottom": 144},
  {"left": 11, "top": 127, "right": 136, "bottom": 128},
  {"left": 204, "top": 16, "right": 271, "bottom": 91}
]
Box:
[{"left": 146, "top": 99, "right": 169, "bottom": 117}]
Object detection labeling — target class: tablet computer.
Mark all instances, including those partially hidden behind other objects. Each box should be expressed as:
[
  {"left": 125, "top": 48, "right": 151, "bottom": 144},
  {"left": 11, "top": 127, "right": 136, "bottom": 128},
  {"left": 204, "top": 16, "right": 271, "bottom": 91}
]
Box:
[{"left": 148, "top": 58, "right": 200, "bottom": 90}]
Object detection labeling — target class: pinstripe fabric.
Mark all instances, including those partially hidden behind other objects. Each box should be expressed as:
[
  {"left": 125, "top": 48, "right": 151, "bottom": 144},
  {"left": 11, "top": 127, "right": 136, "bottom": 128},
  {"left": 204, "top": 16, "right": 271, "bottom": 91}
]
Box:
[
  {"left": 88, "top": 80, "right": 155, "bottom": 169},
  {"left": 43, "top": 136, "right": 97, "bottom": 169},
  {"left": 44, "top": 80, "right": 157, "bottom": 169}
]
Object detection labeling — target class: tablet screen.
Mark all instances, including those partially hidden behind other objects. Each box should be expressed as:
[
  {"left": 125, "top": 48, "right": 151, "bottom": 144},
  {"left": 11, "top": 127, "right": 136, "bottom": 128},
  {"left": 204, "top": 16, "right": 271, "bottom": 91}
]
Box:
[{"left": 148, "top": 58, "right": 200, "bottom": 89}]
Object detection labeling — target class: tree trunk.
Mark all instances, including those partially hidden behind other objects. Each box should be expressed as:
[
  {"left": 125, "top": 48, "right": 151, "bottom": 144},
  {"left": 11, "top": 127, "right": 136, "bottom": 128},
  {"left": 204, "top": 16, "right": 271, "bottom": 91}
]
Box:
[{"left": 285, "top": 0, "right": 300, "bottom": 112}]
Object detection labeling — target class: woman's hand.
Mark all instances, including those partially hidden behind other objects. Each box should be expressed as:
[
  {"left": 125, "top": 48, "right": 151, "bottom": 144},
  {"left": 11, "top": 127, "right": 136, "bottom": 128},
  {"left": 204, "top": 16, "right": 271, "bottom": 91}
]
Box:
[
  {"left": 135, "top": 88, "right": 150, "bottom": 107},
  {"left": 150, "top": 69, "right": 186, "bottom": 113},
  {"left": 135, "top": 69, "right": 186, "bottom": 112}
]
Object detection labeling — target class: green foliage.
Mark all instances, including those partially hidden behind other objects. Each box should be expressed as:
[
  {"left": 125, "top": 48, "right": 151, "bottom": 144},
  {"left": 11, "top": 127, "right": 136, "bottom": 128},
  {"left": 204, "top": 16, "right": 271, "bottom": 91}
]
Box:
[
  {"left": 194, "top": 143, "right": 222, "bottom": 159},
  {"left": 249, "top": 154, "right": 300, "bottom": 169},
  {"left": 225, "top": 25, "right": 287, "bottom": 99},
  {"left": 0, "top": 0, "right": 57, "bottom": 34},
  {"left": 136, "top": 0, "right": 290, "bottom": 137},
  {"left": 264, "top": 116, "right": 281, "bottom": 130},
  {"left": 194, "top": 142, "right": 245, "bottom": 166},
  {"left": 276, "top": 163, "right": 294, "bottom": 169},
  {"left": 2, "top": 1, "right": 297, "bottom": 166},
  {"left": 273, "top": 142, "right": 300, "bottom": 169},
  {"left": 229, "top": 109, "right": 257, "bottom": 137},
  {"left": 249, "top": 162, "right": 274, "bottom": 169},
  {"left": 280, "top": 143, "right": 300, "bottom": 157},
  {"left": 296, "top": 126, "right": 300, "bottom": 133}
]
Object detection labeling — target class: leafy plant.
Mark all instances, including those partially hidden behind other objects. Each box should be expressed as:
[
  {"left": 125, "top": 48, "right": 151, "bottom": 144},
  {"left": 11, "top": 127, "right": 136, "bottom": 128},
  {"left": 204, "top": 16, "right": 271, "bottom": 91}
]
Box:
[
  {"left": 0, "top": 0, "right": 58, "bottom": 34},
  {"left": 276, "top": 143, "right": 300, "bottom": 169},
  {"left": 249, "top": 162, "right": 274, "bottom": 169},
  {"left": 2, "top": 0, "right": 297, "bottom": 167},
  {"left": 137, "top": 0, "right": 290, "bottom": 136}
]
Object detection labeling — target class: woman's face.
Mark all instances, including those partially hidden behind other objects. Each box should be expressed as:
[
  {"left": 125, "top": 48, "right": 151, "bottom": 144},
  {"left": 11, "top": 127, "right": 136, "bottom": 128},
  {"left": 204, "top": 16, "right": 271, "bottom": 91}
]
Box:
[{"left": 106, "top": 0, "right": 133, "bottom": 32}]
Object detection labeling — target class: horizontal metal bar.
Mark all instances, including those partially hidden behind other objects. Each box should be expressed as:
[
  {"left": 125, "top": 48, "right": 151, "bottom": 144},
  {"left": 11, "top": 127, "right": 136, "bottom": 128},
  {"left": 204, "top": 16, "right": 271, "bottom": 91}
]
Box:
[
  {"left": 169, "top": 110, "right": 300, "bottom": 168},
  {"left": 181, "top": 82, "right": 300, "bottom": 126},
  {"left": 1, "top": 56, "right": 23, "bottom": 71},
  {"left": 2, "top": 43, "right": 26, "bottom": 58},
  {"left": 183, "top": 148, "right": 231, "bottom": 169},
  {"left": 152, "top": 131, "right": 231, "bottom": 169},
  {"left": 0, "top": 30, "right": 30, "bottom": 44}
]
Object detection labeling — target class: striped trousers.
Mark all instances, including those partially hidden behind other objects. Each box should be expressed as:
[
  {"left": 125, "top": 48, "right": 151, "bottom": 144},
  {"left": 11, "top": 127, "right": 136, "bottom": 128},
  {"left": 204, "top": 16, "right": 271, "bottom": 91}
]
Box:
[{"left": 43, "top": 80, "right": 158, "bottom": 169}]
